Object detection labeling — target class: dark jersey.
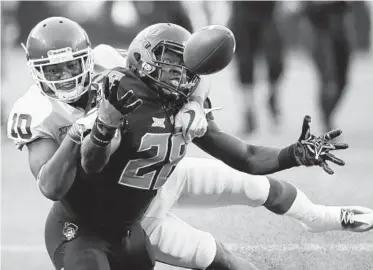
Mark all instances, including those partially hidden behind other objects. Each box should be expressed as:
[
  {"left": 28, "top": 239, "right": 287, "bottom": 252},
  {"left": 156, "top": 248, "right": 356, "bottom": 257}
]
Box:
[{"left": 61, "top": 68, "right": 189, "bottom": 230}]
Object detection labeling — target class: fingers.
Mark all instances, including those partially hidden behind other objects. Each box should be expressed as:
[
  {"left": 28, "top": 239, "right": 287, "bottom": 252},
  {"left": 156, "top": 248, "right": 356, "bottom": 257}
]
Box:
[
  {"left": 332, "top": 142, "right": 349, "bottom": 150},
  {"left": 320, "top": 160, "right": 334, "bottom": 175},
  {"left": 103, "top": 76, "right": 110, "bottom": 99},
  {"left": 324, "top": 152, "right": 345, "bottom": 166},
  {"left": 126, "top": 99, "right": 143, "bottom": 113},
  {"left": 323, "top": 129, "right": 342, "bottom": 141},
  {"left": 299, "top": 115, "right": 311, "bottom": 141},
  {"left": 109, "top": 80, "right": 120, "bottom": 102},
  {"left": 116, "top": 89, "right": 143, "bottom": 113},
  {"left": 119, "top": 89, "right": 134, "bottom": 104}
]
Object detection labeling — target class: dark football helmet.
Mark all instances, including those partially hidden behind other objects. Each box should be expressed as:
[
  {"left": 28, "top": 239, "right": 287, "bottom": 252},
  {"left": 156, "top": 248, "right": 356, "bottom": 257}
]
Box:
[
  {"left": 22, "top": 17, "right": 94, "bottom": 103},
  {"left": 126, "top": 23, "right": 200, "bottom": 103}
]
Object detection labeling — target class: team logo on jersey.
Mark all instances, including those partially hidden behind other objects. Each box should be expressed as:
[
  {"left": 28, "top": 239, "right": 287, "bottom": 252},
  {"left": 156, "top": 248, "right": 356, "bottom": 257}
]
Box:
[
  {"left": 62, "top": 222, "right": 78, "bottom": 241},
  {"left": 152, "top": 117, "right": 165, "bottom": 128}
]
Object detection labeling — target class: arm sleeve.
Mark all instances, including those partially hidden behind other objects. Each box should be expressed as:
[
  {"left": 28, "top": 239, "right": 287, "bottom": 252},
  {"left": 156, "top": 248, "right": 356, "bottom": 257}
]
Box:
[{"left": 7, "top": 92, "right": 55, "bottom": 150}]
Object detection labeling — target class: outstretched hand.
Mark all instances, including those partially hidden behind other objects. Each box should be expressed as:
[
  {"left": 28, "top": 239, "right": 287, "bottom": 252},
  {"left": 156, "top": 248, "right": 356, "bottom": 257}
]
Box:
[{"left": 294, "top": 115, "right": 348, "bottom": 174}]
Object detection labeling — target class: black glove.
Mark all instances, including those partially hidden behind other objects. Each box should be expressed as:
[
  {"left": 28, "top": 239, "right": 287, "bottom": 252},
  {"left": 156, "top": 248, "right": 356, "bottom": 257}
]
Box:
[
  {"left": 98, "top": 75, "right": 143, "bottom": 128},
  {"left": 293, "top": 115, "right": 349, "bottom": 174}
]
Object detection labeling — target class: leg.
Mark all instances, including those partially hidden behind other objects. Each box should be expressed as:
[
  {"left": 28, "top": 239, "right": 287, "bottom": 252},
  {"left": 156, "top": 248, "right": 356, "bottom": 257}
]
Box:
[
  {"left": 330, "top": 11, "right": 351, "bottom": 121},
  {"left": 172, "top": 157, "right": 269, "bottom": 208},
  {"left": 63, "top": 236, "right": 110, "bottom": 270},
  {"left": 142, "top": 157, "right": 268, "bottom": 222},
  {"left": 45, "top": 202, "right": 111, "bottom": 270},
  {"left": 113, "top": 222, "right": 155, "bottom": 270},
  {"left": 141, "top": 157, "right": 269, "bottom": 269},
  {"left": 142, "top": 212, "right": 258, "bottom": 270},
  {"left": 262, "top": 19, "right": 284, "bottom": 128},
  {"left": 231, "top": 20, "right": 261, "bottom": 135},
  {"left": 142, "top": 212, "right": 216, "bottom": 269},
  {"left": 308, "top": 21, "right": 336, "bottom": 132}
]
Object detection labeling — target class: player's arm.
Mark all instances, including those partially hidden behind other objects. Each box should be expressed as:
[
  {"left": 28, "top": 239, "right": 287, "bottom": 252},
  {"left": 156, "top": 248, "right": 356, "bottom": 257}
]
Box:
[
  {"left": 26, "top": 136, "right": 80, "bottom": 201},
  {"left": 194, "top": 101, "right": 348, "bottom": 175},
  {"left": 263, "top": 176, "right": 373, "bottom": 232},
  {"left": 7, "top": 105, "right": 85, "bottom": 201},
  {"left": 81, "top": 73, "right": 142, "bottom": 174},
  {"left": 194, "top": 120, "right": 292, "bottom": 175}
]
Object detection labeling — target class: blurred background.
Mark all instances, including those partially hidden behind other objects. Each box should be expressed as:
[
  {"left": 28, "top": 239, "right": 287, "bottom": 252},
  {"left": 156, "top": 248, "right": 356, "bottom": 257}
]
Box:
[{"left": 1, "top": 1, "right": 373, "bottom": 270}]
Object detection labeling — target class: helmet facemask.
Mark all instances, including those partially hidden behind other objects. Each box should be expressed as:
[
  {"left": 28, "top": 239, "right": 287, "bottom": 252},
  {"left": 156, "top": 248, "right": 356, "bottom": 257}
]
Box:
[
  {"left": 136, "top": 41, "right": 200, "bottom": 104},
  {"left": 24, "top": 45, "right": 94, "bottom": 103}
]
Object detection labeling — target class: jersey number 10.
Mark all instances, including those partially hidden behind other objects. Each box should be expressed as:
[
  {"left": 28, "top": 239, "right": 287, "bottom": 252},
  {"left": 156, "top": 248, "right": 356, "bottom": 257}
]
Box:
[{"left": 10, "top": 113, "right": 32, "bottom": 139}]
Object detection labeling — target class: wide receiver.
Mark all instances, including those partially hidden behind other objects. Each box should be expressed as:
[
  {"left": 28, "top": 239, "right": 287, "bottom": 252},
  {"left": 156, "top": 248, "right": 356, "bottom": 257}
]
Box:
[
  {"left": 80, "top": 22, "right": 373, "bottom": 270},
  {"left": 7, "top": 17, "right": 372, "bottom": 270}
]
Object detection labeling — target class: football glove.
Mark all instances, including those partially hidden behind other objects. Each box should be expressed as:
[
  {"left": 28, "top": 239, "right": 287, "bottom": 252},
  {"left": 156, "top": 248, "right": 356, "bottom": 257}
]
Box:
[
  {"left": 97, "top": 76, "right": 143, "bottom": 128},
  {"left": 293, "top": 115, "right": 348, "bottom": 174},
  {"left": 174, "top": 100, "right": 208, "bottom": 144}
]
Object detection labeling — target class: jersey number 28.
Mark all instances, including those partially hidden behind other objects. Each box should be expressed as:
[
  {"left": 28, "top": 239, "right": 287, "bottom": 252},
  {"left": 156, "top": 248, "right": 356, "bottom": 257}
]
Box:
[{"left": 118, "top": 133, "right": 186, "bottom": 190}]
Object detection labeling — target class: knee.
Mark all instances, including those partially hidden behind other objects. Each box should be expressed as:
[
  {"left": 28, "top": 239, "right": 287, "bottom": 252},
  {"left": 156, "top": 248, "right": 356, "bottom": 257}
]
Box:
[{"left": 64, "top": 247, "right": 108, "bottom": 270}]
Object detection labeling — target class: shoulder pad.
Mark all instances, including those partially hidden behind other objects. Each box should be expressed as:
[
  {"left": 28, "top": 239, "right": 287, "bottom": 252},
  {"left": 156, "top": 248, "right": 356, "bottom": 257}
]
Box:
[
  {"left": 7, "top": 85, "right": 54, "bottom": 148},
  {"left": 93, "top": 44, "right": 127, "bottom": 73}
]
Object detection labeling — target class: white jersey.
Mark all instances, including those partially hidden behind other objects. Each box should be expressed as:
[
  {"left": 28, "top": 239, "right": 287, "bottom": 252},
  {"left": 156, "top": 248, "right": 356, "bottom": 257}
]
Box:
[{"left": 7, "top": 44, "right": 127, "bottom": 149}]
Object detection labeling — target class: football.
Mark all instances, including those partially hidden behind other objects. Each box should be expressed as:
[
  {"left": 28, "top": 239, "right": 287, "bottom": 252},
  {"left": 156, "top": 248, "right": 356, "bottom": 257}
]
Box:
[{"left": 183, "top": 25, "right": 236, "bottom": 75}]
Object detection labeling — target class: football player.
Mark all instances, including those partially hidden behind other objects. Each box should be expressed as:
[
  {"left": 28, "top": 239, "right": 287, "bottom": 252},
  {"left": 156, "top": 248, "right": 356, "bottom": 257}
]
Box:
[
  {"left": 304, "top": 1, "right": 351, "bottom": 132},
  {"left": 79, "top": 22, "right": 369, "bottom": 270},
  {"left": 229, "top": 1, "right": 284, "bottom": 134},
  {"left": 6, "top": 17, "right": 364, "bottom": 270},
  {"left": 6, "top": 17, "right": 208, "bottom": 270},
  {"left": 7, "top": 17, "right": 160, "bottom": 270}
]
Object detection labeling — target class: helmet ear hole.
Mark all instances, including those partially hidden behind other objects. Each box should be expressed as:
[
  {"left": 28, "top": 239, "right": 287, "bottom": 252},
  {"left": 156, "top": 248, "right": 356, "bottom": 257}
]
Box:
[{"left": 134, "top": 52, "right": 141, "bottom": 62}]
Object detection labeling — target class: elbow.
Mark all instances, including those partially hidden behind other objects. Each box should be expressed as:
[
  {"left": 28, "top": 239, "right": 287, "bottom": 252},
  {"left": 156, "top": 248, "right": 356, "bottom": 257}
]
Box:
[
  {"left": 82, "top": 164, "right": 104, "bottom": 174},
  {"left": 38, "top": 181, "right": 64, "bottom": 201},
  {"left": 242, "top": 157, "right": 264, "bottom": 175},
  {"left": 81, "top": 159, "right": 105, "bottom": 174}
]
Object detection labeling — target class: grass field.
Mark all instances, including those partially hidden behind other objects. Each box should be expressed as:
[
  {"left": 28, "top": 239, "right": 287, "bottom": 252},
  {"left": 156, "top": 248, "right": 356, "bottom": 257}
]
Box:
[{"left": 1, "top": 49, "right": 373, "bottom": 270}]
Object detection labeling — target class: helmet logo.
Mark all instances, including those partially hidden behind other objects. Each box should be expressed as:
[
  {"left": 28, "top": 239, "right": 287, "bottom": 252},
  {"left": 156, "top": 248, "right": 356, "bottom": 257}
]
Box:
[
  {"left": 47, "top": 47, "right": 74, "bottom": 64},
  {"left": 143, "top": 41, "right": 151, "bottom": 49}
]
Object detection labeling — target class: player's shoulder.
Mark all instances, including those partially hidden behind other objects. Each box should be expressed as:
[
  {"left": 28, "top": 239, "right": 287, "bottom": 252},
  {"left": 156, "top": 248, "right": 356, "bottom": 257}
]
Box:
[
  {"left": 7, "top": 85, "right": 55, "bottom": 147},
  {"left": 9, "top": 85, "right": 53, "bottom": 128}
]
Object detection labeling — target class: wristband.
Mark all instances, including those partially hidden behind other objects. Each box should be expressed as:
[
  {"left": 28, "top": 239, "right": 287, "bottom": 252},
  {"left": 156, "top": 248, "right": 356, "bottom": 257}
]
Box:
[
  {"left": 90, "top": 118, "right": 117, "bottom": 147},
  {"left": 278, "top": 143, "right": 300, "bottom": 169}
]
